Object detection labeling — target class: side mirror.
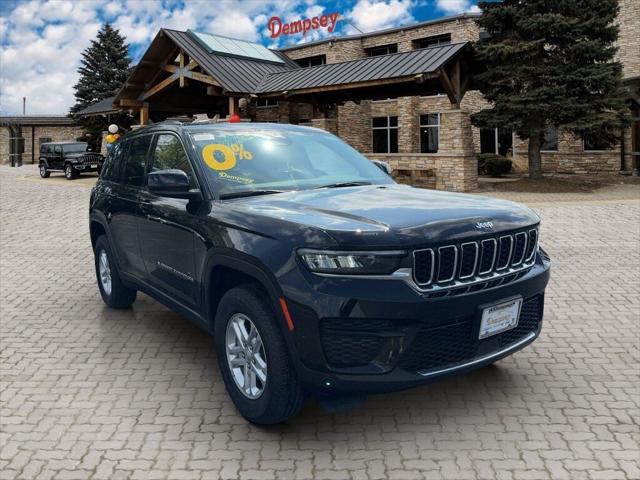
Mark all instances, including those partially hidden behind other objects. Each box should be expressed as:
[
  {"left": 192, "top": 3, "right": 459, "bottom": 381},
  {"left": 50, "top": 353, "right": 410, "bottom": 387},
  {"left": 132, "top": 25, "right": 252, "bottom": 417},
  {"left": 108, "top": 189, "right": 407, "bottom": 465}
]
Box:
[
  {"left": 372, "top": 160, "right": 392, "bottom": 175},
  {"left": 148, "top": 169, "right": 201, "bottom": 200}
]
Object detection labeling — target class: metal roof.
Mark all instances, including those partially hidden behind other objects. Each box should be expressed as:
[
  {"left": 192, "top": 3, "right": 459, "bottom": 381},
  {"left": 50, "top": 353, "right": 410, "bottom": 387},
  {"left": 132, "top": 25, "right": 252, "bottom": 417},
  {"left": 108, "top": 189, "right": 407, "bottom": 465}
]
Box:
[
  {"left": 162, "top": 29, "right": 297, "bottom": 93},
  {"left": 0, "top": 115, "right": 76, "bottom": 126},
  {"left": 256, "top": 42, "right": 468, "bottom": 93},
  {"left": 75, "top": 96, "right": 118, "bottom": 117}
]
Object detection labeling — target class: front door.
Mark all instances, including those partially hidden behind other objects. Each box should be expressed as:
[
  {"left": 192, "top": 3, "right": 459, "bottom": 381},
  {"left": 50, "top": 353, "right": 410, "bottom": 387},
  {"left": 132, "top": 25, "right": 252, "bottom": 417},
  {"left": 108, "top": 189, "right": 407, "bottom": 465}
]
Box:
[
  {"left": 52, "top": 145, "right": 64, "bottom": 169},
  {"left": 138, "top": 132, "right": 200, "bottom": 307},
  {"left": 108, "top": 135, "right": 151, "bottom": 279}
]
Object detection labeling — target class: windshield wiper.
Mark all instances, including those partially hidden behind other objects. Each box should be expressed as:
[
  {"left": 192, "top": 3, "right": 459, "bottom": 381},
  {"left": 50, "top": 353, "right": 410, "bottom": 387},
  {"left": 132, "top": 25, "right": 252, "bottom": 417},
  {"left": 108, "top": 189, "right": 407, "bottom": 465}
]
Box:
[
  {"left": 315, "top": 181, "right": 372, "bottom": 189},
  {"left": 219, "top": 189, "right": 286, "bottom": 200}
]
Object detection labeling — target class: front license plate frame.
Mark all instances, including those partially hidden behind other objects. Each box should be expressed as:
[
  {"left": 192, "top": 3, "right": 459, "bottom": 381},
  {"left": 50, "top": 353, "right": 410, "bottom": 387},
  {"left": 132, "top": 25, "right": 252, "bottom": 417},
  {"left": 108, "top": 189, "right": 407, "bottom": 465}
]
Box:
[{"left": 479, "top": 296, "right": 522, "bottom": 340}]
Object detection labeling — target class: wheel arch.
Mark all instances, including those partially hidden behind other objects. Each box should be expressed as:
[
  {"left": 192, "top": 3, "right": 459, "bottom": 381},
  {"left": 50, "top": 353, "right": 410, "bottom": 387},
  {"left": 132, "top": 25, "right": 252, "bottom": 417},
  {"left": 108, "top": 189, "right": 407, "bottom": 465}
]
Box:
[{"left": 203, "top": 251, "right": 289, "bottom": 336}]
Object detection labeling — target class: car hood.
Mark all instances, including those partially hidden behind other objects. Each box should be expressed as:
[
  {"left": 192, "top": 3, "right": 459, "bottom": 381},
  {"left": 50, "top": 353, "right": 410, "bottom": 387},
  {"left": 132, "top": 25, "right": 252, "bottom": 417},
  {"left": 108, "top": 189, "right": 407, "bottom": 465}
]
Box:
[{"left": 220, "top": 184, "right": 539, "bottom": 248}]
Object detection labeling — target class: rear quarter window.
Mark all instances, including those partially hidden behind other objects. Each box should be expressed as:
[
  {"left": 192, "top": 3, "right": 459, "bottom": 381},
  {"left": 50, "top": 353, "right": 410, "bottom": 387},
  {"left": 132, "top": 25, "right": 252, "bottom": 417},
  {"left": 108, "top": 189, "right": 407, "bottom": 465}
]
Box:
[{"left": 100, "top": 141, "right": 126, "bottom": 182}]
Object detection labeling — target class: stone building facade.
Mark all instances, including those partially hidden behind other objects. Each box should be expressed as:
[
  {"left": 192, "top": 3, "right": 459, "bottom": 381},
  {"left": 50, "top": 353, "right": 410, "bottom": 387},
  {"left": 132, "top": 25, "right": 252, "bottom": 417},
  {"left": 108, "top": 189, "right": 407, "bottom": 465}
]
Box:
[
  {"left": 0, "top": 117, "right": 84, "bottom": 165},
  {"left": 247, "top": 5, "right": 638, "bottom": 187}
]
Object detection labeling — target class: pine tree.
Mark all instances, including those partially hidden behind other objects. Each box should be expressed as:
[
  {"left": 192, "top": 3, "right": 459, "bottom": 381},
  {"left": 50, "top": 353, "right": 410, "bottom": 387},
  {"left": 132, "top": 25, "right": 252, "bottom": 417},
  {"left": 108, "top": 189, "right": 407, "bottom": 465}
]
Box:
[
  {"left": 471, "top": 0, "right": 628, "bottom": 178},
  {"left": 71, "top": 24, "right": 131, "bottom": 149}
]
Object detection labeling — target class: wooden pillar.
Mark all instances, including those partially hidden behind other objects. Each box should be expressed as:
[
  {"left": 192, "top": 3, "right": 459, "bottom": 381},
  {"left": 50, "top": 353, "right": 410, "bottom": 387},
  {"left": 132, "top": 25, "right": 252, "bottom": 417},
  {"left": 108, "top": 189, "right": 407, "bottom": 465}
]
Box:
[
  {"left": 228, "top": 97, "right": 239, "bottom": 116},
  {"left": 139, "top": 103, "right": 149, "bottom": 125}
]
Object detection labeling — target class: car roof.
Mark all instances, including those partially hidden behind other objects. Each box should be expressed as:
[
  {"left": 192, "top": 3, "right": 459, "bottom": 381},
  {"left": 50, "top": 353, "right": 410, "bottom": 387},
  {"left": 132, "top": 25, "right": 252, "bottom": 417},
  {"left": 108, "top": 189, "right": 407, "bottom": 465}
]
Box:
[{"left": 125, "top": 121, "right": 325, "bottom": 137}]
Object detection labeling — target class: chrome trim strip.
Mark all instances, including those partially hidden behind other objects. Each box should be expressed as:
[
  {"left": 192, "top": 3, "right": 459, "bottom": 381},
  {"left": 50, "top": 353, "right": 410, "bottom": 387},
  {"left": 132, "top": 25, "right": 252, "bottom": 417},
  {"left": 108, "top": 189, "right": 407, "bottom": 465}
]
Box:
[
  {"left": 512, "top": 232, "right": 527, "bottom": 266},
  {"left": 496, "top": 235, "right": 513, "bottom": 271},
  {"left": 412, "top": 248, "right": 435, "bottom": 286},
  {"left": 417, "top": 331, "right": 537, "bottom": 377},
  {"left": 525, "top": 229, "right": 538, "bottom": 262},
  {"left": 437, "top": 245, "right": 458, "bottom": 283},
  {"left": 459, "top": 242, "right": 479, "bottom": 279},
  {"left": 478, "top": 238, "right": 497, "bottom": 275}
]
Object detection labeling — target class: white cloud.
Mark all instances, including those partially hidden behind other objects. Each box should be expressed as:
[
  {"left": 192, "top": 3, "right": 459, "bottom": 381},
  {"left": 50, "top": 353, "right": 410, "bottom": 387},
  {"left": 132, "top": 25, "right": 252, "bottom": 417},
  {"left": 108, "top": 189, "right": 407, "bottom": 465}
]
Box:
[
  {"left": 436, "top": 0, "right": 479, "bottom": 15},
  {"left": 347, "top": 0, "right": 414, "bottom": 33}
]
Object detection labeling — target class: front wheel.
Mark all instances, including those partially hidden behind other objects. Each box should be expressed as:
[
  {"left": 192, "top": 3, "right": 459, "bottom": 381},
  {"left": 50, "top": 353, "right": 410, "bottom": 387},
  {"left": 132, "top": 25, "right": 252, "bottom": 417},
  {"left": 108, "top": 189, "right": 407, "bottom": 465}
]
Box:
[
  {"left": 64, "top": 163, "right": 78, "bottom": 180},
  {"left": 215, "top": 285, "right": 306, "bottom": 424},
  {"left": 39, "top": 164, "right": 50, "bottom": 178},
  {"left": 94, "top": 235, "right": 136, "bottom": 308}
]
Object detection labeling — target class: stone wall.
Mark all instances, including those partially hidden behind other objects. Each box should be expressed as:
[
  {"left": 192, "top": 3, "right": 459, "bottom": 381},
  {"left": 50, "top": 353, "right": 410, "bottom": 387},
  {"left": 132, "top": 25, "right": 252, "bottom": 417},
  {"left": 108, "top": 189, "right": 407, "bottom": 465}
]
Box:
[
  {"left": 368, "top": 153, "right": 477, "bottom": 192},
  {"left": 0, "top": 125, "right": 84, "bottom": 165},
  {"left": 617, "top": 0, "right": 640, "bottom": 80}
]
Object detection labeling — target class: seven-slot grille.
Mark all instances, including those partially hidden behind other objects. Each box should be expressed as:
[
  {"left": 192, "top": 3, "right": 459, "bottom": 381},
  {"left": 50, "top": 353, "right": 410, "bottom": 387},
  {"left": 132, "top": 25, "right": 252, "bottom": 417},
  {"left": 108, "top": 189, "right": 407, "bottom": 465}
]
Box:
[{"left": 413, "top": 228, "right": 538, "bottom": 288}]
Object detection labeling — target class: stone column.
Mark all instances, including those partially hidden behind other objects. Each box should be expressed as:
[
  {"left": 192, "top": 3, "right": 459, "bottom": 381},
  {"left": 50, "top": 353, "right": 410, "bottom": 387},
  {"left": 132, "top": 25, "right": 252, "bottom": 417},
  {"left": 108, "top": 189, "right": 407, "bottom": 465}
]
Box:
[
  {"left": 310, "top": 118, "right": 338, "bottom": 134},
  {"left": 398, "top": 96, "right": 418, "bottom": 153},
  {"left": 438, "top": 108, "right": 478, "bottom": 191}
]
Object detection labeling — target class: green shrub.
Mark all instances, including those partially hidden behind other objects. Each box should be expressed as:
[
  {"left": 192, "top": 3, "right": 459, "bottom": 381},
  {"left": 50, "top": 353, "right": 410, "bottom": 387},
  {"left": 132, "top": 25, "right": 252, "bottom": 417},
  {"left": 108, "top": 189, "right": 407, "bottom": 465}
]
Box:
[{"left": 477, "top": 154, "right": 512, "bottom": 177}]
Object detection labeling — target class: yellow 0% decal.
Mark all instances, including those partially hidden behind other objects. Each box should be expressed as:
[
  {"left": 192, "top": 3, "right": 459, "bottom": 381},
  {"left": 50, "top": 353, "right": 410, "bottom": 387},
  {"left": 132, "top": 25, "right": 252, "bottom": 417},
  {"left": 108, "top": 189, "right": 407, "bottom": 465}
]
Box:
[{"left": 202, "top": 143, "right": 253, "bottom": 171}]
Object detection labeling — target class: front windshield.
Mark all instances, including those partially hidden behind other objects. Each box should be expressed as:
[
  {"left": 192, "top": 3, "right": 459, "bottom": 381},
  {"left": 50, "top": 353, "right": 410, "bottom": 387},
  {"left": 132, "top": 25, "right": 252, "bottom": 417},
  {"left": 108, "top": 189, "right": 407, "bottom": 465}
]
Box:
[
  {"left": 187, "top": 125, "right": 393, "bottom": 197},
  {"left": 62, "top": 143, "right": 88, "bottom": 153}
]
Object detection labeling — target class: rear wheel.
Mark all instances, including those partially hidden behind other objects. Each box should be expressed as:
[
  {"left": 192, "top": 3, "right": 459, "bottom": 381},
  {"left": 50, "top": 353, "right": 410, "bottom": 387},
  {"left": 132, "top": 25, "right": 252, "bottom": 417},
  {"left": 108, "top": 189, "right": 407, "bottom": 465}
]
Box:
[
  {"left": 94, "top": 235, "right": 136, "bottom": 308},
  {"left": 64, "top": 163, "right": 78, "bottom": 180},
  {"left": 39, "top": 163, "right": 50, "bottom": 178},
  {"left": 215, "top": 285, "right": 305, "bottom": 424}
]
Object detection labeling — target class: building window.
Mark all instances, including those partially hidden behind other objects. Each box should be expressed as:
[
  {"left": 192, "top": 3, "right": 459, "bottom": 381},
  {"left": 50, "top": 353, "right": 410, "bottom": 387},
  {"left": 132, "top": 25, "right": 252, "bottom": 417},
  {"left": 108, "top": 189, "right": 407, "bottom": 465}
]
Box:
[
  {"left": 256, "top": 98, "right": 278, "bottom": 108},
  {"left": 583, "top": 132, "right": 611, "bottom": 151},
  {"left": 419, "top": 114, "right": 440, "bottom": 153},
  {"left": 541, "top": 126, "right": 559, "bottom": 151},
  {"left": 480, "top": 128, "right": 513, "bottom": 156},
  {"left": 413, "top": 33, "right": 451, "bottom": 49},
  {"left": 372, "top": 116, "right": 398, "bottom": 153},
  {"left": 365, "top": 44, "right": 398, "bottom": 57},
  {"left": 295, "top": 55, "right": 326, "bottom": 68}
]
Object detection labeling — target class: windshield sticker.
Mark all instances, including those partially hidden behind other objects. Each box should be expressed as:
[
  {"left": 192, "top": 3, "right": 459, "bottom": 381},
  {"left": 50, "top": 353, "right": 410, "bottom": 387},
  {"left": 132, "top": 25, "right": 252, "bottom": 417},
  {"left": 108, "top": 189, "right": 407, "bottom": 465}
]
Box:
[
  {"left": 192, "top": 133, "right": 217, "bottom": 141},
  {"left": 218, "top": 171, "right": 255, "bottom": 185},
  {"left": 202, "top": 143, "right": 253, "bottom": 171}
]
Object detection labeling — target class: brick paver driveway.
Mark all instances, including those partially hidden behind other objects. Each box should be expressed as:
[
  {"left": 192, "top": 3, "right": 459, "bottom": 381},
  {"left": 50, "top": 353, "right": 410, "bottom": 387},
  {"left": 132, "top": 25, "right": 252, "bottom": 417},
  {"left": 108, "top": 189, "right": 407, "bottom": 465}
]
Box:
[{"left": 1, "top": 165, "right": 639, "bottom": 480}]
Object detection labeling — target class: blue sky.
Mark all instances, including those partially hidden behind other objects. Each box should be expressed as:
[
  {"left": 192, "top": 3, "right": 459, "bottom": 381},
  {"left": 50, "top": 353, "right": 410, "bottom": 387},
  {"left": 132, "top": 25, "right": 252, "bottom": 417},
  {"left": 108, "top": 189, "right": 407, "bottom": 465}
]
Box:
[{"left": 0, "top": 0, "right": 479, "bottom": 115}]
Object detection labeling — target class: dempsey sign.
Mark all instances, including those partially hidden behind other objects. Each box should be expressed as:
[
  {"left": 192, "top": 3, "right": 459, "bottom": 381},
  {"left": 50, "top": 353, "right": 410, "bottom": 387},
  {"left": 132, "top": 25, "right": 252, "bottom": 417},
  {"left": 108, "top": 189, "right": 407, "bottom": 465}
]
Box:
[{"left": 268, "top": 13, "right": 340, "bottom": 38}]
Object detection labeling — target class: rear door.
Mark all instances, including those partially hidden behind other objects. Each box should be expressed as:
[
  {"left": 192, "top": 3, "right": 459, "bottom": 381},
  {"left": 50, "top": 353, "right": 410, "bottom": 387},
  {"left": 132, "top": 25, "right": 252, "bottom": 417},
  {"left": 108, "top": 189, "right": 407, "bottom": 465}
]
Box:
[
  {"left": 137, "top": 132, "right": 200, "bottom": 307},
  {"left": 52, "top": 145, "right": 63, "bottom": 169},
  {"left": 107, "top": 134, "right": 151, "bottom": 279}
]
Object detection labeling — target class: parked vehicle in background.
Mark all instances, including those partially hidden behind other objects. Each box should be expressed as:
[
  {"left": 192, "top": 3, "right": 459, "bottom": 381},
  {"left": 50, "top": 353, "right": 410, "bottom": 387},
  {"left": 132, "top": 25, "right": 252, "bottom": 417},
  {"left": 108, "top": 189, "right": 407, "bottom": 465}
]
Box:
[
  {"left": 89, "top": 122, "right": 550, "bottom": 424},
  {"left": 39, "top": 142, "right": 104, "bottom": 180}
]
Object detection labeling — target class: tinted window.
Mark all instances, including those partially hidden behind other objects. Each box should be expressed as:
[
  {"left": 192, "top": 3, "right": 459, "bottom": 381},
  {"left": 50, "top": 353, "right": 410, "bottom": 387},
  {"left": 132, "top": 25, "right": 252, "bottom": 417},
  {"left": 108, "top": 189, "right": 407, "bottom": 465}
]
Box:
[
  {"left": 62, "top": 143, "right": 88, "bottom": 153},
  {"left": 541, "top": 126, "right": 558, "bottom": 151},
  {"left": 123, "top": 135, "right": 152, "bottom": 187},
  {"left": 101, "top": 141, "right": 126, "bottom": 182},
  {"left": 150, "top": 134, "right": 196, "bottom": 188},
  {"left": 53, "top": 145, "right": 62, "bottom": 154}
]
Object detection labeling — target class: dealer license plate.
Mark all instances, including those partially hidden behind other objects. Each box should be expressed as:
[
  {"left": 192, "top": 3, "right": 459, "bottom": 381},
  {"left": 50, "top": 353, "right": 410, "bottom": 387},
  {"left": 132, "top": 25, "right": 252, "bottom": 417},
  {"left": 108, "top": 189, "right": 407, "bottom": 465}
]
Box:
[{"left": 479, "top": 297, "right": 522, "bottom": 339}]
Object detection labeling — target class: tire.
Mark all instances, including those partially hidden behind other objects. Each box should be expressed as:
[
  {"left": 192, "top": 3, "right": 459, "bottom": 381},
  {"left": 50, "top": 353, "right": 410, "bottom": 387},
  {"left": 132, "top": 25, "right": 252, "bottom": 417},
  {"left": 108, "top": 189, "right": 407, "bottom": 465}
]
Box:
[
  {"left": 214, "top": 285, "right": 305, "bottom": 424},
  {"left": 64, "top": 163, "right": 78, "bottom": 180},
  {"left": 39, "top": 163, "right": 50, "bottom": 178},
  {"left": 94, "top": 235, "right": 136, "bottom": 308}
]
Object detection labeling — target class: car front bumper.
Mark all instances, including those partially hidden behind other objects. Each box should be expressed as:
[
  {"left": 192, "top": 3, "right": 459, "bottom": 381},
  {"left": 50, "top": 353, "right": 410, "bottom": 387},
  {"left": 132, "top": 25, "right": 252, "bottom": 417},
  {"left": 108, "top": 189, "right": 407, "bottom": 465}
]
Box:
[{"left": 282, "top": 253, "right": 550, "bottom": 395}]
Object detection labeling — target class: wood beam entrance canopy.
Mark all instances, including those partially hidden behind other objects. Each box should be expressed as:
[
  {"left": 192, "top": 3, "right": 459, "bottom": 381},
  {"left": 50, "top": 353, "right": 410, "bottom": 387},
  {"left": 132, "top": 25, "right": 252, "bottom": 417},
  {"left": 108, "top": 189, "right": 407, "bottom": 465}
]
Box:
[{"left": 110, "top": 27, "right": 474, "bottom": 123}]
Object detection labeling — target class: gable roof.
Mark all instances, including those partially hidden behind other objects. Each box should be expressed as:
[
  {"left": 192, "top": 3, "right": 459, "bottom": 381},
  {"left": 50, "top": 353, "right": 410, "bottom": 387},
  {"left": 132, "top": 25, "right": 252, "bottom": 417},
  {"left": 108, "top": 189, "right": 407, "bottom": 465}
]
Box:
[
  {"left": 75, "top": 96, "right": 118, "bottom": 117},
  {"left": 161, "top": 29, "right": 297, "bottom": 93},
  {"left": 256, "top": 42, "right": 468, "bottom": 94}
]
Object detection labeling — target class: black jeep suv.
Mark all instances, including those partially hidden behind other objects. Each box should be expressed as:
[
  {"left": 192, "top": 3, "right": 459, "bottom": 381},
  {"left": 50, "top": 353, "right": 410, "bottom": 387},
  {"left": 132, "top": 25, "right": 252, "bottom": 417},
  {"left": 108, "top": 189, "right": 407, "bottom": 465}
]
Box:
[
  {"left": 39, "top": 141, "right": 104, "bottom": 180},
  {"left": 89, "top": 122, "right": 550, "bottom": 424}
]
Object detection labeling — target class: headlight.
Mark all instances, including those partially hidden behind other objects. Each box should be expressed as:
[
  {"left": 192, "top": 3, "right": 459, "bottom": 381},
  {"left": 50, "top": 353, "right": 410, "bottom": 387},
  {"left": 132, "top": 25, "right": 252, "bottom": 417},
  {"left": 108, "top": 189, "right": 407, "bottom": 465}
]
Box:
[{"left": 298, "top": 249, "right": 406, "bottom": 275}]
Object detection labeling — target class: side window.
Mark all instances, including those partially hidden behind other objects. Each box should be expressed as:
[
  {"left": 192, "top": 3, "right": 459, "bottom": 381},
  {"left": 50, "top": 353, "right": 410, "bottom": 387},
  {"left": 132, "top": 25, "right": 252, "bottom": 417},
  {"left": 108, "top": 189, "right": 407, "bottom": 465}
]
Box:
[
  {"left": 149, "top": 134, "right": 196, "bottom": 188},
  {"left": 101, "top": 141, "right": 126, "bottom": 182},
  {"left": 123, "top": 135, "right": 152, "bottom": 187},
  {"left": 53, "top": 145, "right": 62, "bottom": 155}
]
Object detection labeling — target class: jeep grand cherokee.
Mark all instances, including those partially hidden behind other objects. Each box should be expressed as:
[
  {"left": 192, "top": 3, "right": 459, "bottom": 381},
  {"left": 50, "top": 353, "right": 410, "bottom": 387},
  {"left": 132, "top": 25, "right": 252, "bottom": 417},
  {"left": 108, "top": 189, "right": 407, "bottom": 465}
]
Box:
[{"left": 89, "top": 122, "right": 550, "bottom": 424}]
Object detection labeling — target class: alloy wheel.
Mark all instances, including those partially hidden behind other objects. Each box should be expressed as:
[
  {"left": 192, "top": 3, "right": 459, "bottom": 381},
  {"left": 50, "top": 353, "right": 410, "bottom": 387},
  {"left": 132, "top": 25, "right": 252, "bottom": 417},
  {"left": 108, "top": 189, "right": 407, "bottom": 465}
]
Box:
[
  {"left": 225, "top": 313, "right": 267, "bottom": 399},
  {"left": 98, "top": 249, "right": 112, "bottom": 296}
]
